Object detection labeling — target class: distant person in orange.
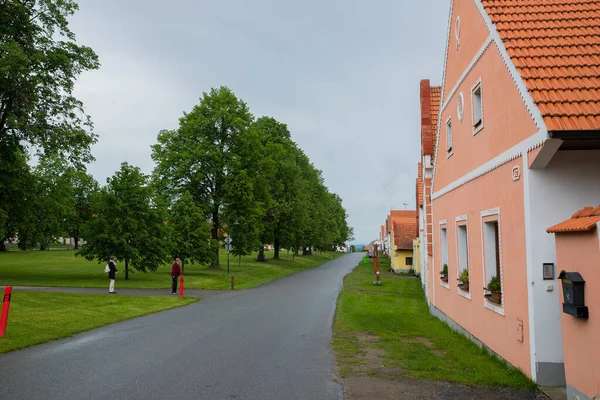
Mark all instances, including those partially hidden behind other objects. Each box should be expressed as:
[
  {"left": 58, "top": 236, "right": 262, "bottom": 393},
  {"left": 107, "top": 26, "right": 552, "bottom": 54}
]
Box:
[{"left": 171, "top": 258, "right": 181, "bottom": 295}]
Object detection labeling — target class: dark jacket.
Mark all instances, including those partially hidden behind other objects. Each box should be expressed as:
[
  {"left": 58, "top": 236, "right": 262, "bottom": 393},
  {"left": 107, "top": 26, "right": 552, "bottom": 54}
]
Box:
[
  {"left": 108, "top": 260, "right": 117, "bottom": 280},
  {"left": 171, "top": 262, "right": 181, "bottom": 278}
]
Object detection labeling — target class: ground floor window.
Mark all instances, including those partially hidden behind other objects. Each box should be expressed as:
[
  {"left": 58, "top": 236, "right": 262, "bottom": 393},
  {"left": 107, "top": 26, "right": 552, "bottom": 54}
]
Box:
[{"left": 406, "top": 257, "right": 413, "bottom": 266}]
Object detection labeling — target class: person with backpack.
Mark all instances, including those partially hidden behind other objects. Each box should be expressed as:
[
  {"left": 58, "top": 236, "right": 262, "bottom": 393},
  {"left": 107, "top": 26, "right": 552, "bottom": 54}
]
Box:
[
  {"left": 171, "top": 258, "right": 181, "bottom": 295},
  {"left": 107, "top": 256, "right": 117, "bottom": 294}
]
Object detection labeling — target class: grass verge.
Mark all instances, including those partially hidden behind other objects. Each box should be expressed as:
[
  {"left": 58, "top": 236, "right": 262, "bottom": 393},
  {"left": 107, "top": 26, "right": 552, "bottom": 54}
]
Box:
[
  {"left": 332, "top": 257, "right": 537, "bottom": 389},
  {"left": 0, "top": 250, "right": 342, "bottom": 290},
  {"left": 0, "top": 292, "right": 198, "bottom": 354}
]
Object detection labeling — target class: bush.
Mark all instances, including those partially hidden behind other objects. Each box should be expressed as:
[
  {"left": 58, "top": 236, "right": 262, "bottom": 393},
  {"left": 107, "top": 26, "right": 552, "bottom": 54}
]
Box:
[
  {"left": 459, "top": 268, "right": 469, "bottom": 282},
  {"left": 487, "top": 275, "right": 501, "bottom": 292}
]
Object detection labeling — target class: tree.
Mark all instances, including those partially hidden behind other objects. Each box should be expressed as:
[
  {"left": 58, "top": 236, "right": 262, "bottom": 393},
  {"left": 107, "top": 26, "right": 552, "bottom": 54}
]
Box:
[
  {"left": 17, "top": 160, "right": 74, "bottom": 250},
  {"left": 167, "top": 191, "right": 212, "bottom": 273},
  {"left": 78, "top": 163, "right": 168, "bottom": 279},
  {"left": 152, "top": 87, "right": 257, "bottom": 268},
  {"left": 0, "top": 0, "right": 99, "bottom": 166},
  {"left": 63, "top": 168, "right": 99, "bottom": 249},
  {"left": 0, "top": 144, "right": 34, "bottom": 251}
]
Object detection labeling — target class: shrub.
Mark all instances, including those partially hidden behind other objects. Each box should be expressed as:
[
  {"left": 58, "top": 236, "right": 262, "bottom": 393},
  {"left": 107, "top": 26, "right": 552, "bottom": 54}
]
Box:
[{"left": 487, "top": 275, "right": 501, "bottom": 292}]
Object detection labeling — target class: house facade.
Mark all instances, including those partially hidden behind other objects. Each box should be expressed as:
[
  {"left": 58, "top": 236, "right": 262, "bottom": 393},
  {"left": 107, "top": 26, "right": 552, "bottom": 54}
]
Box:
[
  {"left": 417, "top": 80, "right": 441, "bottom": 303},
  {"left": 389, "top": 211, "right": 417, "bottom": 273},
  {"left": 548, "top": 206, "right": 600, "bottom": 400},
  {"left": 428, "top": 0, "right": 600, "bottom": 387}
]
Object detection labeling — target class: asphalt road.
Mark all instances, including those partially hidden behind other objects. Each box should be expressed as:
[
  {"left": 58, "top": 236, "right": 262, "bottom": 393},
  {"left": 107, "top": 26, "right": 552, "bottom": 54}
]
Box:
[{"left": 0, "top": 252, "right": 364, "bottom": 400}]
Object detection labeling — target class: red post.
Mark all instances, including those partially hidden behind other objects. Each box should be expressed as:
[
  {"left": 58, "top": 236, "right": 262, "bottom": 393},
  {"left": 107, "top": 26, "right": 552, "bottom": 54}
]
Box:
[
  {"left": 0, "top": 286, "right": 13, "bottom": 338},
  {"left": 231, "top": 276, "right": 235, "bottom": 290},
  {"left": 179, "top": 275, "right": 184, "bottom": 298}
]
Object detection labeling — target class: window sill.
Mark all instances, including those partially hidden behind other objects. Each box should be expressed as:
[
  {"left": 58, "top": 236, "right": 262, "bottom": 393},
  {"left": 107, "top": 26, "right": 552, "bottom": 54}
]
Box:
[
  {"left": 446, "top": 149, "right": 454, "bottom": 159},
  {"left": 472, "top": 123, "right": 484, "bottom": 136},
  {"left": 440, "top": 280, "right": 450, "bottom": 289},
  {"left": 484, "top": 296, "right": 504, "bottom": 316},
  {"left": 458, "top": 288, "right": 472, "bottom": 300}
]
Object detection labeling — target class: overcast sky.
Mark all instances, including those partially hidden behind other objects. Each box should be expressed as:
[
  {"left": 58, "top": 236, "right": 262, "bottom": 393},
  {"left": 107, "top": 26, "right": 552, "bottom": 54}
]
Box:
[{"left": 70, "top": 0, "right": 450, "bottom": 244}]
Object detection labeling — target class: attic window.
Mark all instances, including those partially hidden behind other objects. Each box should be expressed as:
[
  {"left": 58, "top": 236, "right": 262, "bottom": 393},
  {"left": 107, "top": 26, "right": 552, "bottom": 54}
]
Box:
[
  {"left": 455, "top": 16, "right": 461, "bottom": 50},
  {"left": 472, "top": 79, "right": 484, "bottom": 134},
  {"left": 446, "top": 117, "right": 453, "bottom": 154}
]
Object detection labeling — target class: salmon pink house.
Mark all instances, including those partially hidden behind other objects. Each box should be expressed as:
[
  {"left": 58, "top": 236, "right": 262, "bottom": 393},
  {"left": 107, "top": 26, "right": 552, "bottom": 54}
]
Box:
[{"left": 427, "top": 0, "right": 600, "bottom": 387}]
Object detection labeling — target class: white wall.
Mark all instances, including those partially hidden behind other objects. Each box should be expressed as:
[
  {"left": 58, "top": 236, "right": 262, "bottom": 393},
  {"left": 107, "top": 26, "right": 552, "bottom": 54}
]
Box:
[{"left": 528, "top": 150, "right": 600, "bottom": 364}]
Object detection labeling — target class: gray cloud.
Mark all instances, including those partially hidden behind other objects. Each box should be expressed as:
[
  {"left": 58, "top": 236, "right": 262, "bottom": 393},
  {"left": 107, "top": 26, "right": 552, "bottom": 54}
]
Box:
[{"left": 70, "top": 0, "right": 450, "bottom": 243}]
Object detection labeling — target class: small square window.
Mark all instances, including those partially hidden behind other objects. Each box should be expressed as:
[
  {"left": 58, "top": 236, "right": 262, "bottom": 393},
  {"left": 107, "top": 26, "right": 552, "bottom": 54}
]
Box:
[
  {"left": 406, "top": 257, "right": 413, "bottom": 266},
  {"left": 446, "top": 117, "right": 453, "bottom": 152}
]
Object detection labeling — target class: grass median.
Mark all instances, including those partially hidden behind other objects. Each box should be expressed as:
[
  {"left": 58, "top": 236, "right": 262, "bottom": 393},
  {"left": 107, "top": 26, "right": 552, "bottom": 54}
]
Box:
[
  {"left": 332, "top": 257, "right": 536, "bottom": 389},
  {"left": 0, "top": 249, "right": 342, "bottom": 290},
  {"left": 0, "top": 292, "right": 198, "bottom": 354}
]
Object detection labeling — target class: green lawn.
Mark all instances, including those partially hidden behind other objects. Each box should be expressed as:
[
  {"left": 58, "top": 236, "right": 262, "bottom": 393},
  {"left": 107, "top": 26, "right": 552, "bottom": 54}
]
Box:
[
  {"left": 0, "top": 292, "right": 198, "bottom": 353},
  {"left": 0, "top": 249, "right": 343, "bottom": 290},
  {"left": 333, "top": 257, "right": 536, "bottom": 389}
]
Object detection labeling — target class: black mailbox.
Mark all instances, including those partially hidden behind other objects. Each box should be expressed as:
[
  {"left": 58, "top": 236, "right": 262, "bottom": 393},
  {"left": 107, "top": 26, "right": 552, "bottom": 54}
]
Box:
[{"left": 558, "top": 270, "right": 588, "bottom": 319}]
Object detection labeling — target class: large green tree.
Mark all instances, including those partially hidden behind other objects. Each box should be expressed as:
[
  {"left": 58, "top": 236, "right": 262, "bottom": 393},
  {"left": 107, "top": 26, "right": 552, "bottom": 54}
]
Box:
[
  {"left": 78, "top": 163, "right": 168, "bottom": 279},
  {"left": 62, "top": 167, "right": 99, "bottom": 249},
  {"left": 0, "top": 0, "right": 99, "bottom": 165},
  {"left": 151, "top": 86, "right": 258, "bottom": 268},
  {"left": 167, "top": 191, "right": 212, "bottom": 273}
]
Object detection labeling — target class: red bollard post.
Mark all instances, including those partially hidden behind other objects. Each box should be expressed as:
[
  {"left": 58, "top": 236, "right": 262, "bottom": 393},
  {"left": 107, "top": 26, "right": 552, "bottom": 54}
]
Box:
[
  {"left": 0, "top": 286, "right": 13, "bottom": 338},
  {"left": 231, "top": 276, "right": 235, "bottom": 290},
  {"left": 179, "top": 275, "right": 184, "bottom": 298}
]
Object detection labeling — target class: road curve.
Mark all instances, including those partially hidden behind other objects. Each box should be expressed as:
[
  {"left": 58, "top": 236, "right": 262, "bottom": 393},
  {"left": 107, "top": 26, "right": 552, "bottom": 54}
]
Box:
[{"left": 0, "top": 252, "right": 364, "bottom": 400}]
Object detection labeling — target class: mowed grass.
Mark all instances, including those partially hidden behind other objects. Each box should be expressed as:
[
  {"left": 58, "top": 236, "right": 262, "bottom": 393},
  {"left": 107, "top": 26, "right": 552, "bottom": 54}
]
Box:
[
  {"left": 333, "top": 257, "right": 537, "bottom": 389},
  {"left": 0, "top": 249, "right": 343, "bottom": 290},
  {"left": 0, "top": 292, "right": 198, "bottom": 354}
]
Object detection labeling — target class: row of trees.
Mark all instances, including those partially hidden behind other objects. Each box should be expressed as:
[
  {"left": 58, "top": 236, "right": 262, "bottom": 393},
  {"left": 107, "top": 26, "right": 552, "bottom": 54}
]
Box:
[{"left": 0, "top": 1, "right": 353, "bottom": 277}]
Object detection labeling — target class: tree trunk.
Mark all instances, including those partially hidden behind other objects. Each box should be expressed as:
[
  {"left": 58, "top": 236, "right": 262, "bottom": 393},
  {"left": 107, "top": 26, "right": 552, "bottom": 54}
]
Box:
[
  {"left": 256, "top": 247, "right": 266, "bottom": 262},
  {"left": 125, "top": 259, "right": 129, "bottom": 280},
  {"left": 302, "top": 246, "right": 312, "bottom": 256},
  {"left": 40, "top": 243, "right": 47, "bottom": 251},
  {"left": 74, "top": 237, "right": 79, "bottom": 250},
  {"left": 0, "top": 241, "right": 6, "bottom": 252},
  {"left": 273, "top": 238, "right": 280, "bottom": 259},
  {"left": 210, "top": 211, "right": 221, "bottom": 268},
  {"left": 294, "top": 248, "right": 299, "bottom": 257}
]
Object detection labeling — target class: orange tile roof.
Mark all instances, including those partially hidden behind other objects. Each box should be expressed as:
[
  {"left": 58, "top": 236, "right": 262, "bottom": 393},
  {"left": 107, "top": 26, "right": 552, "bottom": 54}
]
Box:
[
  {"left": 430, "top": 86, "right": 441, "bottom": 142},
  {"left": 482, "top": 0, "right": 600, "bottom": 132},
  {"left": 547, "top": 205, "right": 600, "bottom": 233},
  {"left": 394, "top": 220, "right": 417, "bottom": 250}
]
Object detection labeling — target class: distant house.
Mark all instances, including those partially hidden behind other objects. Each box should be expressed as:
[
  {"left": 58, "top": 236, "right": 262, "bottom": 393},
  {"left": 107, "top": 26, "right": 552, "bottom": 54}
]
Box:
[
  {"left": 427, "top": 0, "right": 600, "bottom": 387},
  {"left": 417, "top": 80, "right": 441, "bottom": 299},
  {"left": 390, "top": 213, "right": 417, "bottom": 273}
]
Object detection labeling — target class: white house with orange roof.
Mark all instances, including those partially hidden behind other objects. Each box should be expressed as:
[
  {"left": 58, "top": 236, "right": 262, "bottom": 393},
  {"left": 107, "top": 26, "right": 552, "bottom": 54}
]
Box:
[{"left": 428, "top": 0, "right": 600, "bottom": 388}]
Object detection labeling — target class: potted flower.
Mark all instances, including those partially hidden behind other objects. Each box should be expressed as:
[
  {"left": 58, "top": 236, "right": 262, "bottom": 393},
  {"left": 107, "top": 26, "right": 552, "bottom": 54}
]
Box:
[
  {"left": 485, "top": 275, "right": 502, "bottom": 303},
  {"left": 440, "top": 264, "right": 449, "bottom": 282},
  {"left": 458, "top": 268, "right": 469, "bottom": 291}
]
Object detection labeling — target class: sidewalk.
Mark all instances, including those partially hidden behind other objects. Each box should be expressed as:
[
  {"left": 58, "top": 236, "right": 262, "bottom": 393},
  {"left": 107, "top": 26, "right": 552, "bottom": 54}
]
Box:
[{"left": 10, "top": 286, "right": 233, "bottom": 299}]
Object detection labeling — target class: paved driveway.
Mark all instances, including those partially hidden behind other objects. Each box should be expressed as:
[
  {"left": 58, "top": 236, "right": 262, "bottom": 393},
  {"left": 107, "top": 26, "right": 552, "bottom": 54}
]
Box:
[{"left": 0, "top": 252, "right": 364, "bottom": 400}]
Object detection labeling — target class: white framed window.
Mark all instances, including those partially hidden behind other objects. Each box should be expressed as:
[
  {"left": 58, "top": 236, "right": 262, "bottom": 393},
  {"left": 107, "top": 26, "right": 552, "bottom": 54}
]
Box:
[
  {"left": 446, "top": 116, "right": 453, "bottom": 156},
  {"left": 472, "top": 78, "right": 484, "bottom": 135},
  {"left": 440, "top": 223, "right": 449, "bottom": 289},
  {"left": 455, "top": 216, "right": 471, "bottom": 299},
  {"left": 481, "top": 208, "right": 504, "bottom": 315}
]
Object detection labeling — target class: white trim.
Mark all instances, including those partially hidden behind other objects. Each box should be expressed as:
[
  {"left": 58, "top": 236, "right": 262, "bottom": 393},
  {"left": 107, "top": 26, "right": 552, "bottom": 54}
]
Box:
[
  {"left": 440, "top": 280, "right": 450, "bottom": 290},
  {"left": 439, "top": 0, "right": 455, "bottom": 108},
  {"left": 522, "top": 152, "right": 537, "bottom": 382},
  {"left": 457, "top": 92, "right": 465, "bottom": 122},
  {"left": 439, "top": 219, "right": 447, "bottom": 225},
  {"left": 480, "top": 208, "right": 505, "bottom": 316},
  {"left": 455, "top": 217, "right": 472, "bottom": 300},
  {"left": 441, "top": 36, "right": 493, "bottom": 113},
  {"left": 481, "top": 208, "right": 500, "bottom": 218},
  {"left": 455, "top": 214, "right": 467, "bottom": 222},
  {"left": 455, "top": 16, "right": 461, "bottom": 50},
  {"left": 471, "top": 78, "right": 484, "bottom": 135},
  {"left": 432, "top": 132, "right": 545, "bottom": 200}
]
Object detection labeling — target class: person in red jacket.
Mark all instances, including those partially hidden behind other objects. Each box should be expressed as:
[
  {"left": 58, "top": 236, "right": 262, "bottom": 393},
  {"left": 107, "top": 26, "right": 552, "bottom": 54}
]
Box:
[{"left": 171, "top": 258, "right": 181, "bottom": 295}]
